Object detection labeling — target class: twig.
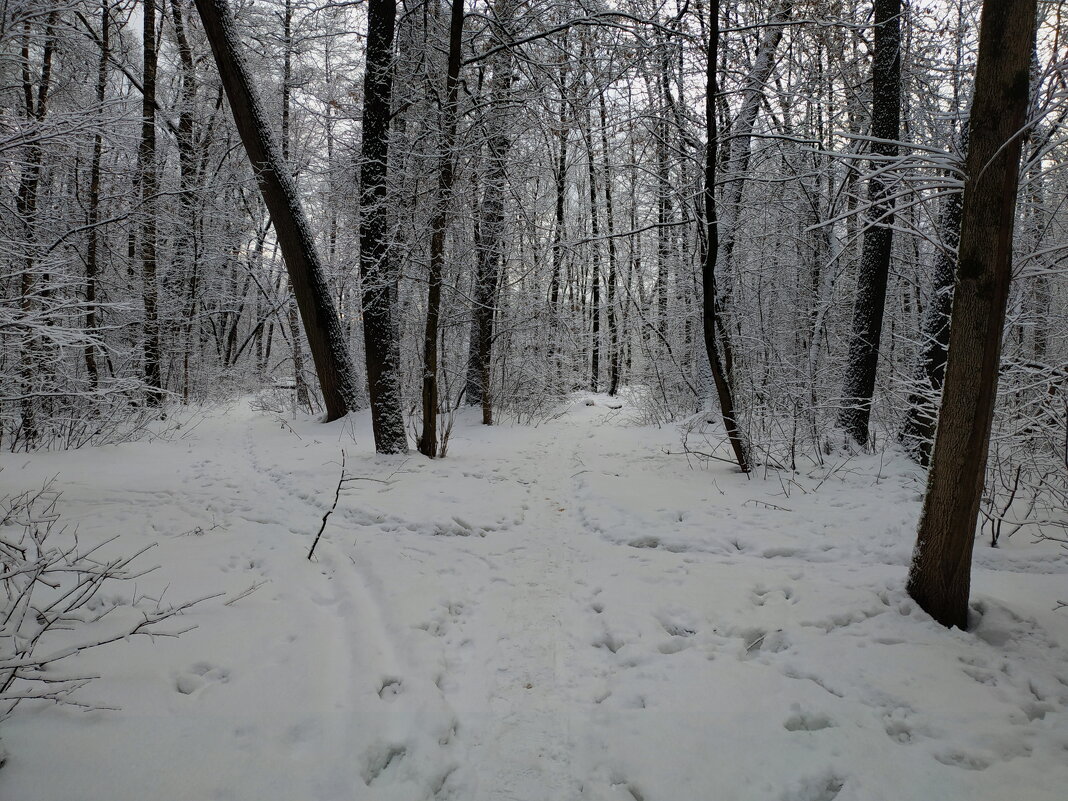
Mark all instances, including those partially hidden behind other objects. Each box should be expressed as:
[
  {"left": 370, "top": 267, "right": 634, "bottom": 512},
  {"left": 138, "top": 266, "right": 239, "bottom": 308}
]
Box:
[{"left": 308, "top": 451, "right": 346, "bottom": 561}]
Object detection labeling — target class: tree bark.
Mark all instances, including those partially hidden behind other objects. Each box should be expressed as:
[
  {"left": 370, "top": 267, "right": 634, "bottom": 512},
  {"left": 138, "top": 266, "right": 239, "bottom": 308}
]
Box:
[
  {"left": 906, "top": 0, "right": 1036, "bottom": 629},
  {"left": 900, "top": 126, "right": 967, "bottom": 464},
  {"left": 704, "top": 0, "right": 750, "bottom": 473},
  {"left": 465, "top": 0, "right": 515, "bottom": 423},
  {"left": 418, "top": 0, "right": 464, "bottom": 457},
  {"left": 358, "top": 0, "right": 409, "bottom": 450},
  {"left": 140, "top": 0, "right": 164, "bottom": 403},
  {"left": 838, "top": 0, "right": 901, "bottom": 445},
  {"left": 84, "top": 0, "right": 108, "bottom": 391},
  {"left": 193, "top": 0, "right": 362, "bottom": 422},
  {"left": 599, "top": 91, "right": 620, "bottom": 396}
]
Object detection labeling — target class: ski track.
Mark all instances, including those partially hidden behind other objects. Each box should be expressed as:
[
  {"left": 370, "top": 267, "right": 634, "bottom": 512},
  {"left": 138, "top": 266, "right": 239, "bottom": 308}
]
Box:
[{"left": 2, "top": 398, "right": 1068, "bottom": 801}]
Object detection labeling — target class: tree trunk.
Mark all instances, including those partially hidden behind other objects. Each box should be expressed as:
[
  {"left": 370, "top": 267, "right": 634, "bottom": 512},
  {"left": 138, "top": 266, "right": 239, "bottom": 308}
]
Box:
[
  {"left": 703, "top": 0, "right": 750, "bottom": 473},
  {"left": 599, "top": 92, "right": 620, "bottom": 396},
  {"left": 418, "top": 0, "right": 464, "bottom": 457},
  {"left": 716, "top": 1, "right": 794, "bottom": 288},
  {"left": 906, "top": 0, "right": 1036, "bottom": 630},
  {"left": 358, "top": 0, "right": 408, "bottom": 450},
  {"left": 838, "top": 0, "right": 901, "bottom": 445},
  {"left": 193, "top": 0, "right": 362, "bottom": 422},
  {"left": 465, "top": 0, "right": 515, "bottom": 423},
  {"left": 280, "top": 0, "right": 312, "bottom": 412},
  {"left": 585, "top": 115, "right": 602, "bottom": 392},
  {"left": 84, "top": 0, "right": 108, "bottom": 391},
  {"left": 900, "top": 127, "right": 967, "bottom": 464},
  {"left": 170, "top": 0, "right": 199, "bottom": 402},
  {"left": 140, "top": 0, "right": 164, "bottom": 403}
]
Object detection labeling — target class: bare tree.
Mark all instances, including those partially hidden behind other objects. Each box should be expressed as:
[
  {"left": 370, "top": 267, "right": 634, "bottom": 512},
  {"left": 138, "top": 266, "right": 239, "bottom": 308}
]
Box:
[
  {"left": 193, "top": 0, "right": 362, "bottom": 422},
  {"left": 703, "top": 0, "right": 750, "bottom": 473},
  {"left": 838, "top": 0, "right": 901, "bottom": 446},
  {"left": 906, "top": 0, "right": 1037, "bottom": 629}
]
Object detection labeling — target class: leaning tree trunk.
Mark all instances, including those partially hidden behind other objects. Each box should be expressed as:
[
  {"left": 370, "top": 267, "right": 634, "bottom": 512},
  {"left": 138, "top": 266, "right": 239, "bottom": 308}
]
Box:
[
  {"left": 838, "top": 0, "right": 901, "bottom": 445},
  {"left": 906, "top": 0, "right": 1036, "bottom": 630},
  {"left": 418, "top": 0, "right": 464, "bottom": 458},
  {"left": 716, "top": 0, "right": 793, "bottom": 285},
  {"left": 193, "top": 0, "right": 361, "bottom": 422},
  {"left": 358, "top": 0, "right": 408, "bottom": 451},
  {"left": 703, "top": 0, "right": 750, "bottom": 473}
]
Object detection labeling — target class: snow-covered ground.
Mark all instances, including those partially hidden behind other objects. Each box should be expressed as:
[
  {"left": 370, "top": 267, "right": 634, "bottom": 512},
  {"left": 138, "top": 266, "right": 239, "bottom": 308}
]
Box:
[{"left": 2, "top": 397, "right": 1067, "bottom": 801}]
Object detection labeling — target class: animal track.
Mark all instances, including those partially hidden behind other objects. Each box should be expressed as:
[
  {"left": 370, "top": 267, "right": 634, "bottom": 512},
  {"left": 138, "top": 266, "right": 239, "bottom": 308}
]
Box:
[
  {"left": 175, "top": 662, "right": 230, "bottom": 695},
  {"left": 378, "top": 677, "right": 403, "bottom": 699},
  {"left": 783, "top": 771, "right": 844, "bottom": 801},
  {"left": 752, "top": 583, "right": 797, "bottom": 607},
  {"left": 593, "top": 629, "right": 625, "bottom": 654},
  {"left": 361, "top": 742, "right": 408, "bottom": 785},
  {"left": 784, "top": 705, "right": 835, "bottom": 732},
  {"left": 933, "top": 748, "right": 991, "bottom": 771}
]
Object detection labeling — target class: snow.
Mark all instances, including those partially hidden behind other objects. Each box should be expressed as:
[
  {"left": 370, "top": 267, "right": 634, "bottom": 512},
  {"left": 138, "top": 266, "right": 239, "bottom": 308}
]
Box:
[{"left": 2, "top": 396, "right": 1067, "bottom": 801}]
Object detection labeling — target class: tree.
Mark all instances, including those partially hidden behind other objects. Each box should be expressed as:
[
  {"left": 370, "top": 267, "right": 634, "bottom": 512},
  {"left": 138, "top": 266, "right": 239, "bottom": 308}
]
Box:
[
  {"left": 906, "top": 0, "right": 1037, "bottom": 629},
  {"left": 466, "top": 0, "right": 516, "bottom": 422},
  {"left": 417, "top": 0, "right": 464, "bottom": 457},
  {"left": 193, "top": 0, "right": 362, "bottom": 422},
  {"left": 359, "top": 0, "right": 409, "bottom": 452},
  {"left": 703, "top": 0, "right": 751, "bottom": 473},
  {"left": 899, "top": 126, "right": 966, "bottom": 464},
  {"left": 139, "top": 0, "right": 164, "bottom": 403},
  {"left": 838, "top": 0, "right": 902, "bottom": 446}
]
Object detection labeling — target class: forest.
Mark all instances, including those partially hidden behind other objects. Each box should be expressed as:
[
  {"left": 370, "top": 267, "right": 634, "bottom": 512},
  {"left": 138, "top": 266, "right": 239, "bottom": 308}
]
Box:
[{"left": 1, "top": 0, "right": 1067, "bottom": 799}]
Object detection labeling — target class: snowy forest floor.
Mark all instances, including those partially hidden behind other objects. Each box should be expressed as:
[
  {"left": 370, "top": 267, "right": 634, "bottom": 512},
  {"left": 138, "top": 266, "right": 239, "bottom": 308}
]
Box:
[{"left": 2, "top": 396, "right": 1068, "bottom": 801}]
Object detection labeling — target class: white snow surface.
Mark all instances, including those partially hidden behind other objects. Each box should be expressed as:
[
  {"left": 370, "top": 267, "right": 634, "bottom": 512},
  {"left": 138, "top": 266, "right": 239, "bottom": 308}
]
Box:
[{"left": 2, "top": 396, "right": 1068, "bottom": 801}]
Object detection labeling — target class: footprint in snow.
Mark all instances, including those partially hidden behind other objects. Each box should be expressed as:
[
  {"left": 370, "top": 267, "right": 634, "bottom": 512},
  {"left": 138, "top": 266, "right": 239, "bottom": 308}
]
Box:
[
  {"left": 175, "top": 662, "right": 230, "bottom": 695},
  {"left": 783, "top": 705, "right": 835, "bottom": 732}
]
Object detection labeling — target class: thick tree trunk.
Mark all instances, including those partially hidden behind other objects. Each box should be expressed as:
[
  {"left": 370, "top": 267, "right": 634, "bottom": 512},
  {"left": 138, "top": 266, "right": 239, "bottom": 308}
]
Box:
[
  {"left": 418, "top": 0, "right": 464, "bottom": 458},
  {"left": 703, "top": 0, "right": 750, "bottom": 473},
  {"left": 838, "top": 0, "right": 901, "bottom": 445},
  {"left": 194, "top": 0, "right": 362, "bottom": 422},
  {"left": 140, "top": 0, "right": 164, "bottom": 403},
  {"left": 358, "top": 0, "right": 408, "bottom": 450},
  {"left": 906, "top": 0, "right": 1036, "bottom": 630}
]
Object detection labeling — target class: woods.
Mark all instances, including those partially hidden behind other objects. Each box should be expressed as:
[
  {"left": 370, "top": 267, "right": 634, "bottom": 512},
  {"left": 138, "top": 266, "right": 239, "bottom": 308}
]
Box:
[
  {"left": 5, "top": 4, "right": 1068, "bottom": 796},
  {"left": 2, "top": 1, "right": 1065, "bottom": 626}
]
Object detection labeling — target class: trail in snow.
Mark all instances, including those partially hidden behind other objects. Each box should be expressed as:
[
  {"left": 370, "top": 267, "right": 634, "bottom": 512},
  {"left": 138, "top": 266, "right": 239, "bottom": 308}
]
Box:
[{"left": 2, "top": 396, "right": 1068, "bottom": 801}]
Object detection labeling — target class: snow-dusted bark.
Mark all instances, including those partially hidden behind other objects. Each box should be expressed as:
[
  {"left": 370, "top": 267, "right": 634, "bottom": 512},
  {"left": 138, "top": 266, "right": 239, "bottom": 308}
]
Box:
[
  {"left": 140, "top": 0, "right": 163, "bottom": 404},
  {"left": 193, "top": 0, "right": 362, "bottom": 422},
  {"left": 838, "top": 0, "right": 902, "bottom": 446},
  {"left": 359, "top": 0, "right": 408, "bottom": 452},
  {"left": 716, "top": 1, "right": 794, "bottom": 296},
  {"left": 704, "top": 0, "right": 751, "bottom": 473},
  {"left": 900, "top": 127, "right": 967, "bottom": 464},
  {"left": 417, "top": 0, "right": 465, "bottom": 458},
  {"left": 907, "top": 0, "right": 1036, "bottom": 629},
  {"left": 465, "top": 0, "right": 516, "bottom": 423}
]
